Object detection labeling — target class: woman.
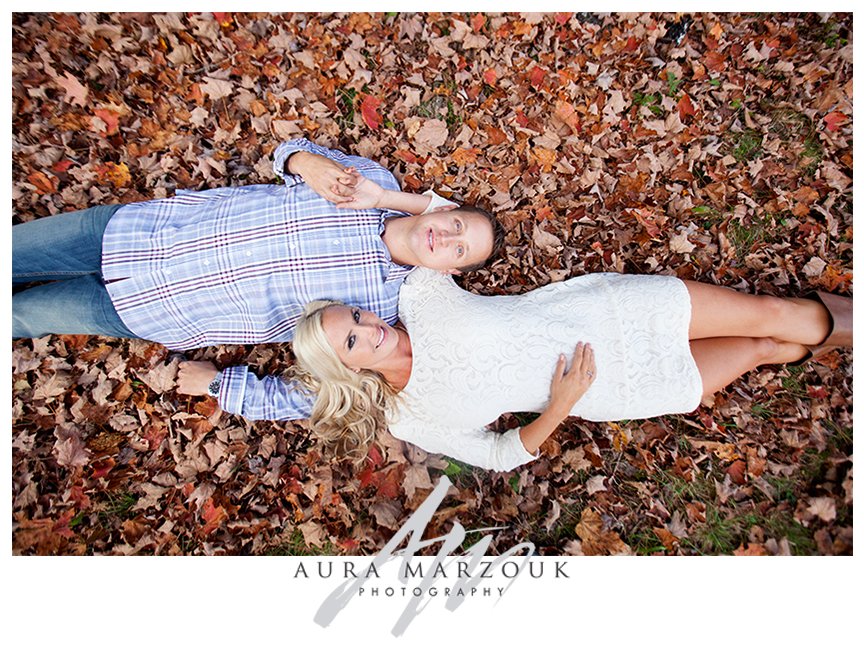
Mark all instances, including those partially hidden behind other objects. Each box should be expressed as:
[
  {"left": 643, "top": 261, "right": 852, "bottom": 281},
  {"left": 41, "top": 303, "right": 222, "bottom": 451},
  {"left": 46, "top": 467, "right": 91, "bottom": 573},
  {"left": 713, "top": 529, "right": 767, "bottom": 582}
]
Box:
[{"left": 287, "top": 267, "right": 851, "bottom": 472}]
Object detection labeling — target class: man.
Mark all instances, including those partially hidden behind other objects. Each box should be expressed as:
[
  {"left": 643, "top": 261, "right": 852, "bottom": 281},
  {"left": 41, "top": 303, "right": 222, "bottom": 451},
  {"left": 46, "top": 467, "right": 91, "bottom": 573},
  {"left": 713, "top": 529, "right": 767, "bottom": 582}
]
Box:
[{"left": 13, "top": 138, "right": 502, "bottom": 419}]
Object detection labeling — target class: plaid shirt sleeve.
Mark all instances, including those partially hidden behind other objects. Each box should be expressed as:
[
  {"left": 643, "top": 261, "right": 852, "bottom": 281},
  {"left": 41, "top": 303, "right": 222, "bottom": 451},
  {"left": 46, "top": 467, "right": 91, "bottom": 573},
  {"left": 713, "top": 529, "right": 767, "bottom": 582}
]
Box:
[{"left": 219, "top": 365, "right": 315, "bottom": 421}]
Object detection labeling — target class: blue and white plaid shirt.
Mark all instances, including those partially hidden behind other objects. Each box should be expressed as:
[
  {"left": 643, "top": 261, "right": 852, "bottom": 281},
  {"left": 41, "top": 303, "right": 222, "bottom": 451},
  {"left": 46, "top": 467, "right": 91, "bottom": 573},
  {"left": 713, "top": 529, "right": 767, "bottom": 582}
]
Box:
[{"left": 101, "top": 138, "right": 413, "bottom": 419}]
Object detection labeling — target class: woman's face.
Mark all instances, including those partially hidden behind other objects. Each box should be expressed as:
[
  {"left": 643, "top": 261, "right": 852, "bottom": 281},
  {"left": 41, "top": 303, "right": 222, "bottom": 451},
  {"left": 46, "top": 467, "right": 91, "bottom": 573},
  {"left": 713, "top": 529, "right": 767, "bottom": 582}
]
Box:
[{"left": 321, "top": 305, "right": 400, "bottom": 372}]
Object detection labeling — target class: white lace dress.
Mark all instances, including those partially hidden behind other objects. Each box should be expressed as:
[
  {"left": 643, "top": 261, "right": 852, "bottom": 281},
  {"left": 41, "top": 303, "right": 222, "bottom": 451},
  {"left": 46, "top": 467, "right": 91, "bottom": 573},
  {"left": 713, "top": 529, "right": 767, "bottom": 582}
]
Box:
[{"left": 389, "top": 268, "right": 702, "bottom": 472}]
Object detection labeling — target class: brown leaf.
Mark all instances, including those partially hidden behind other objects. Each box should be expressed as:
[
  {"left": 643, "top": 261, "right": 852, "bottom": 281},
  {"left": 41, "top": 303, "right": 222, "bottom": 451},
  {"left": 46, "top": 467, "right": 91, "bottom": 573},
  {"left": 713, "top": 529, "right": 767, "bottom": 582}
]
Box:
[
  {"left": 54, "top": 72, "right": 89, "bottom": 106},
  {"left": 575, "top": 508, "right": 632, "bottom": 556},
  {"left": 727, "top": 460, "right": 747, "bottom": 485}
]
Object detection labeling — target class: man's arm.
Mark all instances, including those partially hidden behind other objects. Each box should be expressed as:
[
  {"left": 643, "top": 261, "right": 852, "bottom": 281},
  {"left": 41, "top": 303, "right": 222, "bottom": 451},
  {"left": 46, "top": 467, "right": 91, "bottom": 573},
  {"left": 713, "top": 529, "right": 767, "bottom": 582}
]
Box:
[
  {"left": 177, "top": 361, "right": 315, "bottom": 421},
  {"left": 273, "top": 138, "right": 456, "bottom": 215}
]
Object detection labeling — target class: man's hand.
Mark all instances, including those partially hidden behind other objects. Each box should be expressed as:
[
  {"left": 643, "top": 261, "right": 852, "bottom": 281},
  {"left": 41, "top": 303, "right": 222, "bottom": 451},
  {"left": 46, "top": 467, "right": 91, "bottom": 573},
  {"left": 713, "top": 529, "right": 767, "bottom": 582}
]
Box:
[
  {"left": 177, "top": 360, "right": 219, "bottom": 396},
  {"left": 287, "top": 151, "right": 360, "bottom": 203}
]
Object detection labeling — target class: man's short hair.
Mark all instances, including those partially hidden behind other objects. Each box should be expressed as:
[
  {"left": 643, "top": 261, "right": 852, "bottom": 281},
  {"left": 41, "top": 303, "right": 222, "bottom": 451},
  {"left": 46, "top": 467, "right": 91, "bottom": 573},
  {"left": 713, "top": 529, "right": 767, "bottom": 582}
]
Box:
[{"left": 453, "top": 205, "right": 505, "bottom": 273}]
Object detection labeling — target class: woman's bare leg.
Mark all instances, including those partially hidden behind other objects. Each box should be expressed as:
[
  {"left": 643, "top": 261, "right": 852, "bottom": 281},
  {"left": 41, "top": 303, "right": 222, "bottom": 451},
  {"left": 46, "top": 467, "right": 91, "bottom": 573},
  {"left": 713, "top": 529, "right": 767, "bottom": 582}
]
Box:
[
  {"left": 690, "top": 337, "right": 808, "bottom": 398},
  {"left": 684, "top": 281, "right": 830, "bottom": 345}
]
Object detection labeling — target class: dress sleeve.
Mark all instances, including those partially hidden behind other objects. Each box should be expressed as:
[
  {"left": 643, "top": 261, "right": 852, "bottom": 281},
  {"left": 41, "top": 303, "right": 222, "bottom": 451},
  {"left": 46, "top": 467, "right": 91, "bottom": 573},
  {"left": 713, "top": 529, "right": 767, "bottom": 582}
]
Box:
[
  {"left": 390, "top": 418, "right": 539, "bottom": 473},
  {"left": 217, "top": 365, "right": 315, "bottom": 421}
]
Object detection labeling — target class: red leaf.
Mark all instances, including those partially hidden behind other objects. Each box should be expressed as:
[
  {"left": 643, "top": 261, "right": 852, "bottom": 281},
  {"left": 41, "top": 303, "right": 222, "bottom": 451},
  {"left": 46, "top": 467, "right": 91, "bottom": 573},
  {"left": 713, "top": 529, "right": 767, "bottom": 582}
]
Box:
[
  {"left": 824, "top": 111, "right": 847, "bottom": 132},
  {"left": 51, "top": 159, "right": 74, "bottom": 173},
  {"left": 212, "top": 12, "right": 233, "bottom": 27},
  {"left": 483, "top": 68, "right": 497, "bottom": 85},
  {"left": 366, "top": 444, "right": 384, "bottom": 468},
  {"left": 677, "top": 93, "right": 696, "bottom": 120},
  {"left": 375, "top": 465, "right": 403, "bottom": 500},
  {"left": 807, "top": 385, "right": 829, "bottom": 399},
  {"left": 471, "top": 13, "right": 486, "bottom": 32},
  {"left": 528, "top": 65, "right": 546, "bottom": 88},
  {"left": 200, "top": 497, "right": 227, "bottom": 536},
  {"left": 554, "top": 13, "right": 572, "bottom": 25},
  {"left": 90, "top": 457, "right": 116, "bottom": 480},
  {"left": 360, "top": 94, "right": 382, "bottom": 130}
]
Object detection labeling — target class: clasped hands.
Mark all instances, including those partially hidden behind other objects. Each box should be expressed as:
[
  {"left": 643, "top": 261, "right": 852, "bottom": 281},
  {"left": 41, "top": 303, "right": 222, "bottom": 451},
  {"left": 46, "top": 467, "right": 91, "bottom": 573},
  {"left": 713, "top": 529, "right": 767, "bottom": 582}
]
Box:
[{"left": 287, "top": 151, "right": 383, "bottom": 209}]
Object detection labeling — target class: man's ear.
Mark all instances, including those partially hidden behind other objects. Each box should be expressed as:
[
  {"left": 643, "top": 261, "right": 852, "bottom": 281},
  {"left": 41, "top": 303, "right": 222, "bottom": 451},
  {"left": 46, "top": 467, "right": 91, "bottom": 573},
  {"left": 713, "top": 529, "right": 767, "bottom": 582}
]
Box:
[{"left": 446, "top": 268, "right": 463, "bottom": 276}]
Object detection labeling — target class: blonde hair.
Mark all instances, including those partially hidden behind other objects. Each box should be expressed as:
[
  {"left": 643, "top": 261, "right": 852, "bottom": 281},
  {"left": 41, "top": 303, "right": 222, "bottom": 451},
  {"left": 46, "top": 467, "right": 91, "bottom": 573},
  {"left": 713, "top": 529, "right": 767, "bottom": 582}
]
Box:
[{"left": 291, "top": 300, "right": 399, "bottom": 463}]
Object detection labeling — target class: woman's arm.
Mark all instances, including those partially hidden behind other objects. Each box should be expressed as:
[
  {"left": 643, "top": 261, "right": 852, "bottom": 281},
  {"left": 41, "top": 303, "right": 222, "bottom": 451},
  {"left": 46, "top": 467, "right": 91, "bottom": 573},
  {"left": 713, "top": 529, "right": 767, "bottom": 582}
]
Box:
[
  {"left": 519, "top": 343, "right": 596, "bottom": 454},
  {"left": 331, "top": 176, "right": 440, "bottom": 214}
]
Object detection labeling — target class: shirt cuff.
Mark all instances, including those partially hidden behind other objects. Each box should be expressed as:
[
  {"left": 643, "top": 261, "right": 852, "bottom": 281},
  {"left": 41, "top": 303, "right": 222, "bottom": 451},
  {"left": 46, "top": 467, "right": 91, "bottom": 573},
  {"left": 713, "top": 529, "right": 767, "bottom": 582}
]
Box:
[
  {"left": 218, "top": 365, "right": 249, "bottom": 414},
  {"left": 421, "top": 189, "right": 459, "bottom": 214},
  {"left": 272, "top": 138, "right": 314, "bottom": 181}
]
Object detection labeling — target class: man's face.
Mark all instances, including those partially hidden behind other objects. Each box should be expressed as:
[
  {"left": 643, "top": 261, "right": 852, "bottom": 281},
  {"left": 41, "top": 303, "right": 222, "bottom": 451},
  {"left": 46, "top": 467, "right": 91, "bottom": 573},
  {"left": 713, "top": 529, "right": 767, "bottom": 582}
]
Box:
[{"left": 402, "top": 209, "right": 494, "bottom": 274}]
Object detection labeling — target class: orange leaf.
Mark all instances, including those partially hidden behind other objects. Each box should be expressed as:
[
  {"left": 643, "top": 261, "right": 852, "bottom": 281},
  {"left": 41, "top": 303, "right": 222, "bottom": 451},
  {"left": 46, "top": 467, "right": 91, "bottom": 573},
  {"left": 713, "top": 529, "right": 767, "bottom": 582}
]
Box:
[
  {"left": 27, "top": 171, "right": 58, "bottom": 195},
  {"left": 94, "top": 162, "right": 131, "bottom": 188},
  {"left": 200, "top": 498, "right": 228, "bottom": 536},
  {"left": 90, "top": 457, "right": 116, "bottom": 480},
  {"left": 530, "top": 147, "right": 557, "bottom": 172},
  {"left": 93, "top": 108, "right": 120, "bottom": 136},
  {"left": 629, "top": 208, "right": 661, "bottom": 238},
  {"left": 554, "top": 100, "right": 580, "bottom": 134},
  {"left": 471, "top": 13, "right": 485, "bottom": 32},
  {"left": 554, "top": 13, "right": 572, "bottom": 25},
  {"left": 704, "top": 51, "right": 726, "bottom": 72},
  {"left": 484, "top": 125, "right": 508, "bottom": 145},
  {"left": 212, "top": 12, "right": 233, "bottom": 27},
  {"left": 824, "top": 111, "right": 847, "bottom": 132},
  {"left": 483, "top": 68, "right": 497, "bottom": 85},
  {"left": 451, "top": 147, "right": 480, "bottom": 166},
  {"left": 677, "top": 93, "right": 696, "bottom": 120},
  {"left": 360, "top": 94, "right": 382, "bottom": 130},
  {"left": 394, "top": 149, "right": 419, "bottom": 164}
]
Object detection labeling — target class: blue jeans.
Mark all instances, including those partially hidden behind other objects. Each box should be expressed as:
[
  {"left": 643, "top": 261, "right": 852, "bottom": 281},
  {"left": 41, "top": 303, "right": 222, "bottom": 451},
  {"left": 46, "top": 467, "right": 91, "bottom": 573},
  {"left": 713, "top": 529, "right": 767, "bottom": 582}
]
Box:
[{"left": 12, "top": 205, "right": 137, "bottom": 339}]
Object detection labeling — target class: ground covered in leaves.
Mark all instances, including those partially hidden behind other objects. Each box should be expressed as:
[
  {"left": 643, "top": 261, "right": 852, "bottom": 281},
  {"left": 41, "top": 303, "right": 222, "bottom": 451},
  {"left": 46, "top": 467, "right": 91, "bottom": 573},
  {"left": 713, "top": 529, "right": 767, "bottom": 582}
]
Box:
[{"left": 12, "top": 12, "right": 852, "bottom": 555}]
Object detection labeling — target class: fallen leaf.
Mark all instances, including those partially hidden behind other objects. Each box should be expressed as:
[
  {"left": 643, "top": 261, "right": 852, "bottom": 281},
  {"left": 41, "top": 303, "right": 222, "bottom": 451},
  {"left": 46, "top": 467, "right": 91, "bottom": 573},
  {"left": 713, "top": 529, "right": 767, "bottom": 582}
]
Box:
[
  {"left": 360, "top": 94, "right": 382, "bottom": 130},
  {"left": 55, "top": 72, "right": 89, "bottom": 106}
]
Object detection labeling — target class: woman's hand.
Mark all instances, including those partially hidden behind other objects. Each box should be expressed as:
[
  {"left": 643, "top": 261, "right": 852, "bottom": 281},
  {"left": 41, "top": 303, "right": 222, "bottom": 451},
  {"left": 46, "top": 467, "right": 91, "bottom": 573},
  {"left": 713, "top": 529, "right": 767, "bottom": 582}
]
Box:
[
  {"left": 332, "top": 175, "right": 386, "bottom": 210},
  {"left": 176, "top": 360, "right": 219, "bottom": 396},
  {"left": 286, "top": 151, "right": 360, "bottom": 203},
  {"left": 547, "top": 342, "right": 596, "bottom": 418},
  {"left": 519, "top": 343, "right": 596, "bottom": 455}
]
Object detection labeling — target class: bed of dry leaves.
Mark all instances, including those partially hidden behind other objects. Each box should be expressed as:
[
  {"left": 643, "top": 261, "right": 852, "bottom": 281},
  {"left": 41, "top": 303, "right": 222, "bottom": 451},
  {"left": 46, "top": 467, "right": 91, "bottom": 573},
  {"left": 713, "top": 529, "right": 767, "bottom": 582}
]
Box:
[{"left": 12, "top": 12, "right": 852, "bottom": 556}]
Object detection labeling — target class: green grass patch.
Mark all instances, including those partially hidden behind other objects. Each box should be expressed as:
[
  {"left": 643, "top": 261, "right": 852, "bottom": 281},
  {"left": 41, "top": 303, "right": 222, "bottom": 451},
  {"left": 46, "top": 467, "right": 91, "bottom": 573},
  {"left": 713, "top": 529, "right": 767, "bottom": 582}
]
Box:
[
  {"left": 780, "top": 365, "right": 809, "bottom": 398},
  {"left": 729, "top": 128, "right": 763, "bottom": 162},
  {"left": 336, "top": 87, "right": 358, "bottom": 129},
  {"left": 632, "top": 91, "right": 663, "bottom": 116},
  {"left": 666, "top": 71, "right": 683, "bottom": 96},
  {"left": 417, "top": 93, "right": 461, "bottom": 129}
]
